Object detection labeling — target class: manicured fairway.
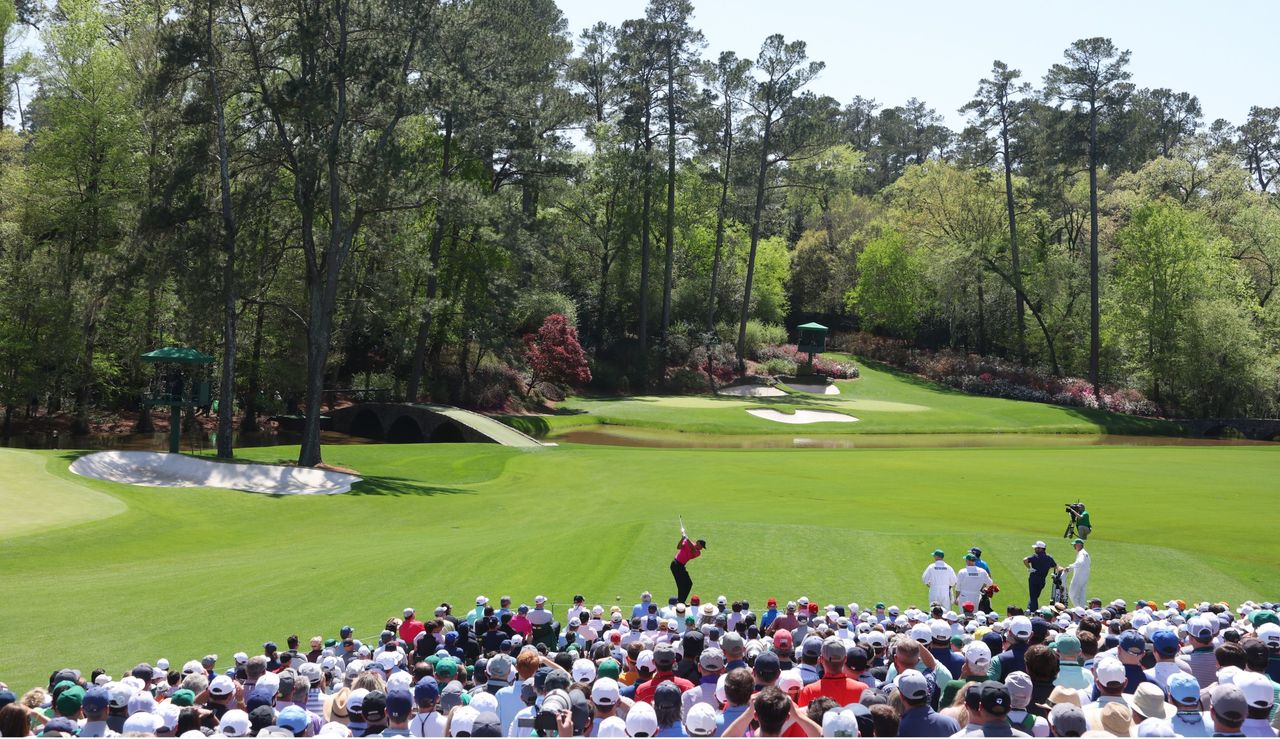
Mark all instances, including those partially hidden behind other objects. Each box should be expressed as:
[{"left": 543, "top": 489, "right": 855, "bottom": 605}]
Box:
[
  {"left": 506, "top": 356, "right": 1183, "bottom": 437},
  {"left": 1, "top": 440, "right": 1277, "bottom": 691}
]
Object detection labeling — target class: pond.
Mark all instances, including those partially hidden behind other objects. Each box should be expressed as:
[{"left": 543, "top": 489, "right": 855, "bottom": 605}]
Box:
[{"left": 551, "top": 426, "right": 1279, "bottom": 449}]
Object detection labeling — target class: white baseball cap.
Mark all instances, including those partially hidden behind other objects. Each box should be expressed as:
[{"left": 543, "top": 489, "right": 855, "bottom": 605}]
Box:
[
  {"left": 778, "top": 669, "right": 803, "bottom": 693},
  {"left": 123, "top": 713, "right": 161, "bottom": 735},
  {"left": 822, "top": 708, "right": 858, "bottom": 737},
  {"left": 233, "top": 652, "right": 249, "bottom": 665},
  {"left": 449, "top": 706, "right": 478, "bottom": 737},
  {"left": 685, "top": 703, "right": 719, "bottom": 736},
  {"left": 534, "top": 595, "right": 547, "bottom": 605},
  {"left": 929, "top": 620, "right": 951, "bottom": 641},
  {"left": 404, "top": 607, "right": 415, "bottom": 617},
  {"left": 626, "top": 703, "right": 659, "bottom": 737},
  {"left": 1009, "top": 616, "right": 1034, "bottom": 640},
  {"left": 156, "top": 658, "right": 170, "bottom": 671},
  {"left": 476, "top": 595, "right": 489, "bottom": 606},
  {"left": 1034, "top": 541, "right": 1047, "bottom": 549},
  {"left": 964, "top": 640, "right": 992, "bottom": 667},
  {"left": 217, "top": 709, "right": 251, "bottom": 737},
  {"left": 1095, "top": 657, "right": 1125, "bottom": 688},
  {"left": 1236, "top": 672, "right": 1275, "bottom": 708},
  {"left": 209, "top": 675, "right": 235, "bottom": 696},
  {"left": 592, "top": 677, "right": 621, "bottom": 706},
  {"left": 572, "top": 658, "right": 597, "bottom": 684},
  {"left": 636, "top": 650, "right": 655, "bottom": 672},
  {"left": 1257, "top": 622, "right": 1280, "bottom": 647},
  {"left": 910, "top": 624, "right": 932, "bottom": 644}
]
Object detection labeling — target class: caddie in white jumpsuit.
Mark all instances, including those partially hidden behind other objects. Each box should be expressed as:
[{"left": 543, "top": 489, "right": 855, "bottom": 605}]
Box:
[
  {"left": 1064, "top": 538, "right": 1090, "bottom": 607},
  {"left": 956, "top": 552, "right": 993, "bottom": 608},
  {"left": 921, "top": 548, "right": 957, "bottom": 608}
]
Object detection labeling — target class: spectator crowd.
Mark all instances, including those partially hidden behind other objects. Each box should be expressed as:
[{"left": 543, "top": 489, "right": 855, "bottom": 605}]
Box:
[{"left": 4, "top": 589, "right": 1280, "bottom": 738}]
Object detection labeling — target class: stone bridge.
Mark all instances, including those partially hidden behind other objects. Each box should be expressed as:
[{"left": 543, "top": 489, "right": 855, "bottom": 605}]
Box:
[
  {"left": 327, "top": 403, "right": 544, "bottom": 447},
  {"left": 1176, "top": 418, "right": 1280, "bottom": 441}
]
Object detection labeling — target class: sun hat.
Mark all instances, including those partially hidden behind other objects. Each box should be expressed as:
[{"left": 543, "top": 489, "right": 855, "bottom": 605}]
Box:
[
  {"left": 1130, "top": 682, "right": 1174, "bottom": 719},
  {"left": 1036, "top": 685, "right": 1082, "bottom": 711}
]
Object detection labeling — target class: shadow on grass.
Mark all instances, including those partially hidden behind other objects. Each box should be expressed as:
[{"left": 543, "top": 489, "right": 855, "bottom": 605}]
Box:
[
  {"left": 347, "top": 474, "right": 474, "bottom": 498},
  {"left": 1058, "top": 407, "right": 1186, "bottom": 436}
]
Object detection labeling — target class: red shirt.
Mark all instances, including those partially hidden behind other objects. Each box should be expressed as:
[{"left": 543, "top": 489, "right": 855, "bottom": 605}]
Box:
[
  {"left": 399, "top": 618, "right": 425, "bottom": 645},
  {"left": 674, "top": 537, "right": 701, "bottom": 565},
  {"left": 796, "top": 675, "right": 866, "bottom": 707},
  {"left": 633, "top": 673, "right": 695, "bottom": 703}
]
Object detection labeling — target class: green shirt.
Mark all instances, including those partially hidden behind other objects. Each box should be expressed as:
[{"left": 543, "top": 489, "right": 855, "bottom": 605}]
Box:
[{"left": 1078, "top": 510, "right": 1090, "bottom": 528}]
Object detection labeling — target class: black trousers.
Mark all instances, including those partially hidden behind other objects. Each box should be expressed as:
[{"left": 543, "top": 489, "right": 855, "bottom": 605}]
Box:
[
  {"left": 671, "top": 560, "right": 692, "bottom": 603},
  {"left": 1028, "top": 578, "right": 1046, "bottom": 610}
]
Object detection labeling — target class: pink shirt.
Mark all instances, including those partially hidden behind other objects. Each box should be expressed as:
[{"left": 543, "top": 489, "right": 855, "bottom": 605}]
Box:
[{"left": 675, "top": 537, "right": 701, "bottom": 565}]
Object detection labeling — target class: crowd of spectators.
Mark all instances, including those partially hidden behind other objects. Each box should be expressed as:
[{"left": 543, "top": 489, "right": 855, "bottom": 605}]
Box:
[{"left": 4, "top": 591, "right": 1280, "bottom": 738}]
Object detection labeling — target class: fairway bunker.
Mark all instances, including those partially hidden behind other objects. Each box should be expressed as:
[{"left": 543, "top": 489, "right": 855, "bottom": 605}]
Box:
[
  {"left": 785, "top": 382, "right": 840, "bottom": 395},
  {"left": 747, "top": 409, "right": 858, "bottom": 424},
  {"left": 69, "top": 451, "right": 361, "bottom": 495}
]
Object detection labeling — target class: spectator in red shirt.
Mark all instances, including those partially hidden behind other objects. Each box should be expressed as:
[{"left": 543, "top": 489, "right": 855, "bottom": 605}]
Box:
[
  {"left": 796, "top": 637, "right": 865, "bottom": 707},
  {"left": 398, "top": 608, "right": 424, "bottom": 646},
  {"left": 634, "top": 644, "right": 694, "bottom": 703}
]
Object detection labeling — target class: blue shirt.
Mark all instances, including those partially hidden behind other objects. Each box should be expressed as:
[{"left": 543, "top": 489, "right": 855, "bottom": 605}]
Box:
[
  {"left": 760, "top": 609, "right": 778, "bottom": 630},
  {"left": 899, "top": 705, "right": 962, "bottom": 737},
  {"left": 716, "top": 705, "right": 747, "bottom": 737},
  {"left": 975, "top": 558, "right": 991, "bottom": 573},
  {"left": 1026, "top": 553, "right": 1057, "bottom": 580}
]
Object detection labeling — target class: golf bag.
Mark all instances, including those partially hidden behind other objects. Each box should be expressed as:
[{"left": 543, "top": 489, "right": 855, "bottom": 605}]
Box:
[{"left": 1050, "top": 570, "right": 1067, "bottom": 607}]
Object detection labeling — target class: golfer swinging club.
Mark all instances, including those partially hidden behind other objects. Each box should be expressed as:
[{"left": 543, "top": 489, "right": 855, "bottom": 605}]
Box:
[{"left": 670, "top": 516, "right": 705, "bottom": 604}]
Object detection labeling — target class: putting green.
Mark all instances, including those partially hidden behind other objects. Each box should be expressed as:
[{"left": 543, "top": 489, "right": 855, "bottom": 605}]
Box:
[
  {"left": 0, "top": 448, "right": 125, "bottom": 538},
  {"left": 540, "top": 357, "right": 1183, "bottom": 437},
  {"left": 1, "top": 440, "right": 1277, "bottom": 691}
]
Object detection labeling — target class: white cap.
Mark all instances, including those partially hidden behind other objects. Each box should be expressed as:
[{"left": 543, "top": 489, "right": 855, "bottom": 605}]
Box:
[
  {"left": 685, "top": 703, "right": 719, "bottom": 736},
  {"left": 1009, "top": 616, "right": 1034, "bottom": 640},
  {"left": 572, "top": 658, "right": 597, "bottom": 683},
  {"left": 449, "top": 706, "right": 478, "bottom": 737},
  {"left": 778, "top": 669, "right": 803, "bottom": 693},
  {"left": 626, "top": 703, "right": 659, "bottom": 737},
  {"left": 929, "top": 620, "right": 951, "bottom": 641},
  {"left": 182, "top": 660, "right": 204, "bottom": 675},
  {"left": 1096, "top": 657, "right": 1125, "bottom": 688},
  {"left": 234, "top": 652, "right": 249, "bottom": 665},
  {"left": 534, "top": 595, "right": 547, "bottom": 605},
  {"left": 156, "top": 658, "right": 170, "bottom": 671},
  {"left": 1236, "top": 671, "right": 1275, "bottom": 708},
  {"left": 469, "top": 693, "right": 498, "bottom": 715},
  {"left": 376, "top": 652, "right": 399, "bottom": 671},
  {"left": 217, "top": 709, "right": 251, "bottom": 736},
  {"left": 636, "top": 650, "right": 656, "bottom": 673},
  {"left": 596, "top": 716, "right": 628, "bottom": 738},
  {"left": 964, "top": 640, "right": 992, "bottom": 667},
  {"left": 592, "top": 677, "right": 621, "bottom": 706},
  {"left": 1257, "top": 622, "right": 1280, "bottom": 647},
  {"left": 123, "top": 713, "right": 161, "bottom": 735},
  {"left": 476, "top": 595, "right": 489, "bottom": 606},
  {"left": 1034, "top": 541, "right": 1047, "bottom": 549},
  {"left": 318, "top": 723, "right": 353, "bottom": 737},
  {"left": 822, "top": 707, "right": 859, "bottom": 737},
  {"left": 127, "top": 690, "right": 157, "bottom": 716},
  {"left": 910, "top": 624, "right": 932, "bottom": 643},
  {"left": 404, "top": 607, "right": 415, "bottom": 617},
  {"left": 209, "top": 675, "right": 235, "bottom": 696}
]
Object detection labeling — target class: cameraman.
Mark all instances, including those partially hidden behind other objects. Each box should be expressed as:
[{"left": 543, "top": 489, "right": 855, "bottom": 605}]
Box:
[{"left": 1073, "top": 504, "right": 1091, "bottom": 539}]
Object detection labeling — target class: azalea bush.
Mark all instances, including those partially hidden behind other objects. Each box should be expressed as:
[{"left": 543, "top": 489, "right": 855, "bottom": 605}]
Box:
[
  {"left": 758, "top": 344, "right": 859, "bottom": 379},
  {"left": 831, "top": 332, "right": 1159, "bottom": 416}
]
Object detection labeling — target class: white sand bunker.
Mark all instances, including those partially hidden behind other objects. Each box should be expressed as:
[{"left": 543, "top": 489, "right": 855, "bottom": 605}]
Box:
[
  {"left": 747, "top": 409, "right": 858, "bottom": 424},
  {"left": 717, "top": 384, "right": 787, "bottom": 397},
  {"left": 69, "top": 451, "right": 361, "bottom": 495},
  {"left": 786, "top": 382, "right": 840, "bottom": 395}
]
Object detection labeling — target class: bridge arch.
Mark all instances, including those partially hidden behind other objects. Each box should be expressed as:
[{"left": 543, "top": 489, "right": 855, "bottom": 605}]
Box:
[
  {"left": 1202, "top": 424, "right": 1245, "bottom": 439},
  {"left": 387, "top": 416, "right": 426, "bottom": 443},
  {"left": 429, "top": 421, "right": 465, "bottom": 443},
  {"left": 349, "top": 408, "right": 384, "bottom": 440}
]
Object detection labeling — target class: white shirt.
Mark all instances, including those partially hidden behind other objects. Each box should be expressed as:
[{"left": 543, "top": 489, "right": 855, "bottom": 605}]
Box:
[
  {"left": 922, "top": 561, "right": 957, "bottom": 600},
  {"left": 409, "top": 710, "right": 446, "bottom": 737},
  {"left": 1066, "top": 549, "right": 1091, "bottom": 578},
  {"left": 528, "top": 607, "right": 553, "bottom": 626},
  {"left": 956, "top": 566, "right": 993, "bottom": 598}
]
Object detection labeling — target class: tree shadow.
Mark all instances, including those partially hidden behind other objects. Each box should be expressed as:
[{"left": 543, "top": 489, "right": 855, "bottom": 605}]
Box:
[
  {"left": 1057, "top": 407, "right": 1186, "bottom": 436},
  {"left": 345, "top": 474, "right": 474, "bottom": 498}
]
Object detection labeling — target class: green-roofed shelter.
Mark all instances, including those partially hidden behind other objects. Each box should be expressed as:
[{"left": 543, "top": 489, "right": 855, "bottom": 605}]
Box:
[
  {"left": 796, "top": 322, "right": 828, "bottom": 356},
  {"left": 140, "top": 347, "right": 215, "bottom": 453},
  {"left": 140, "top": 347, "right": 216, "bottom": 365}
]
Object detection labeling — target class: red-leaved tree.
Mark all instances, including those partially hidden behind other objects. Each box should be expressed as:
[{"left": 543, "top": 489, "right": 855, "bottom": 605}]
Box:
[{"left": 523, "top": 314, "right": 591, "bottom": 396}]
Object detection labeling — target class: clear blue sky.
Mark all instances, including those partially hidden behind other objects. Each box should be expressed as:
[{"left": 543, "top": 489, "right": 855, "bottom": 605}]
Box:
[{"left": 554, "top": 0, "right": 1278, "bottom": 130}]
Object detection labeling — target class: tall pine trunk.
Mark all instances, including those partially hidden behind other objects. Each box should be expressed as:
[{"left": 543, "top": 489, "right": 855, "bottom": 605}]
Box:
[
  {"left": 1001, "top": 124, "right": 1026, "bottom": 361},
  {"left": 660, "top": 50, "right": 676, "bottom": 338},
  {"left": 638, "top": 105, "right": 653, "bottom": 359},
  {"left": 736, "top": 118, "right": 772, "bottom": 372},
  {"left": 1088, "top": 100, "right": 1102, "bottom": 406},
  {"left": 210, "top": 0, "right": 238, "bottom": 459},
  {"left": 708, "top": 96, "right": 733, "bottom": 330},
  {"left": 406, "top": 112, "right": 453, "bottom": 402}
]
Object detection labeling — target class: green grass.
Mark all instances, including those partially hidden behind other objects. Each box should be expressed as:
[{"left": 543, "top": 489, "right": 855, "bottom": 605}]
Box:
[
  {"left": 512, "top": 355, "right": 1183, "bottom": 438},
  {"left": 2, "top": 440, "right": 1277, "bottom": 691}
]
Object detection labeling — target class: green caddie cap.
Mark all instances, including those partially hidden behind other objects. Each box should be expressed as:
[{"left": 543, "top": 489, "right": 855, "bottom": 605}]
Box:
[{"left": 933, "top": 549, "right": 945, "bottom": 558}]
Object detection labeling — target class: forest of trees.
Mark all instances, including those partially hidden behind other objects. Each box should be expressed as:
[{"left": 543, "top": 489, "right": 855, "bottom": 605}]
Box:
[{"left": 0, "top": 0, "right": 1277, "bottom": 464}]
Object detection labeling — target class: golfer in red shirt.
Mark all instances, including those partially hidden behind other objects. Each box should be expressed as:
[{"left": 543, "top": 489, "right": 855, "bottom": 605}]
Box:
[{"left": 670, "top": 520, "right": 705, "bottom": 604}]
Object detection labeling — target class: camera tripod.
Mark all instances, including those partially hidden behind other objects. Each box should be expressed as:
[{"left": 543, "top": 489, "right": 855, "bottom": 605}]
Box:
[{"left": 1063, "top": 518, "right": 1078, "bottom": 539}]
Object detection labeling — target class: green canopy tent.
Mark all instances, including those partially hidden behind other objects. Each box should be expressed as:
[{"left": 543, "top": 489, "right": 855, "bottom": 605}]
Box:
[{"left": 140, "top": 347, "right": 215, "bottom": 453}]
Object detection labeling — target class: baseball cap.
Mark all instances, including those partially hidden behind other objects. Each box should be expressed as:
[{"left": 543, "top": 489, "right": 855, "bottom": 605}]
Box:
[
  {"left": 170, "top": 689, "right": 196, "bottom": 707},
  {"left": 896, "top": 669, "right": 929, "bottom": 701},
  {"left": 386, "top": 689, "right": 413, "bottom": 720},
  {"left": 1004, "top": 672, "right": 1033, "bottom": 710},
  {"left": 1167, "top": 672, "right": 1201, "bottom": 705},
  {"left": 1053, "top": 633, "right": 1082, "bottom": 657},
  {"left": 1119, "top": 630, "right": 1146, "bottom": 654},
  {"left": 754, "top": 652, "right": 781, "bottom": 680},
  {"left": 208, "top": 674, "right": 235, "bottom": 697},
  {"left": 55, "top": 685, "right": 85, "bottom": 716},
  {"left": 1150, "top": 629, "right": 1180, "bottom": 657},
  {"left": 909, "top": 623, "right": 932, "bottom": 644},
  {"left": 122, "top": 713, "right": 162, "bottom": 735},
  {"left": 278, "top": 706, "right": 309, "bottom": 734},
  {"left": 654, "top": 682, "right": 681, "bottom": 712},
  {"left": 591, "top": 677, "right": 621, "bottom": 706},
  {"left": 685, "top": 703, "right": 718, "bottom": 737},
  {"left": 773, "top": 629, "right": 793, "bottom": 651},
  {"left": 626, "top": 702, "right": 658, "bottom": 737},
  {"left": 929, "top": 620, "right": 951, "bottom": 641},
  {"left": 1048, "top": 704, "right": 1087, "bottom": 736},
  {"left": 964, "top": 640, "right": 992, "bottom": 667},
  {"left": 597, "top": 658, "right": 621, "bottom": 680},
  {"left": 81, "top": 686, "right": 110, "bottom": 713},
  {"left": 1095, "top": 657, "right": 1125, "bottom": 689},
  {"left": 1235, "top": 672, "right": 1275, "bottom": 709},
  {"left": 801, "top": 635, "right": 824, "bottom": 659},
  {"left": 821, "top": 637, "right": 846, "bottom": 662},
  {"left": 217, "top": 709, "right": 251, "bottom": 736},
  {"left": 1008, "top": 616, "right": 1033, "bottom": 640},
  {"left": 699, "top": 648, "right": 726, "bottom": 671},
  {"left": 571, "top": 658, "right": 596, "bottom": 684},
  {"left": 1210, "top": 684, "right": 1247, "bottom": 723},
  {"left": 1189, "top": 617, "right": 1214, "bottom": 641},
  {"left": 472, "top": 711, "right": 502, "bottom": 737},
  {"left": 822, "top": 708, "right": 859, "bottom": 737},
  {"left": 1033, "top": 541, "right": 1046, "bottom": 549},
  {"left": 980, "top": 680, "right": 1011, "bottom": 714},
  {"left": 653, "top": 644, "right": 677, "bottom": 669},
  {"left": 414, "top": 677, "right": 440, "bottom": 705},
  {"left": 932, "top": 548, "right": 945, "bottom": 557}
]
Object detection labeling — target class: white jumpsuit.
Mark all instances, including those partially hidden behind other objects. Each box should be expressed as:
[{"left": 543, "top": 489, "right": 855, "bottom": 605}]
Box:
[
  {"left": 956, "top": 565, "right": 993, "bottom": 608},
  {"left": 922, "top": 560, "right": 957, "bottom": 608},
  {"left": 1066, "top": 548, "right": 1090, "bottom": 607}
]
